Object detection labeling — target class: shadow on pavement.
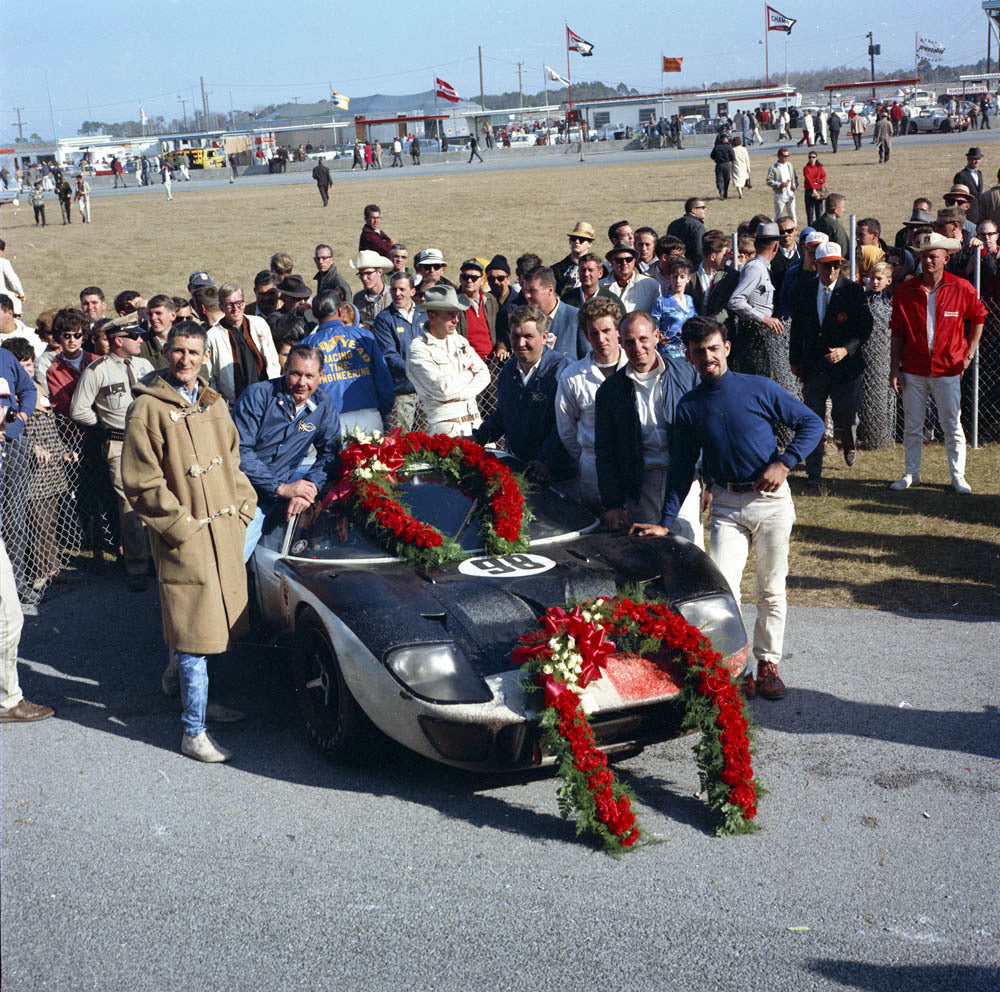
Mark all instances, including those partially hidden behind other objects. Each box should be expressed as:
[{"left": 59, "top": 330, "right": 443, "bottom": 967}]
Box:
[{"left": 807, "top": 959, "right": 1000, "bottom": 991}]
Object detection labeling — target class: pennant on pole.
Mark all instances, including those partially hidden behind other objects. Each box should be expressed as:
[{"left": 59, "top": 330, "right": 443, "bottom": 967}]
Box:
[
  {"left": 567, "top": 26, "right": 594, "bottom": 56},
  {"left": 545, "top": 65, "right": 570, "bottom": 85},
  {"left": 140, "top": 106, "right": 148, "bottom": 125},
  {"left": 329, "top": 89, "right": 350, "bottom": 110},
  {"left": 435, "top": 77, "right": 460, "bottom": 103},
  {"left": 662, "top": 57, "right": 683, "bottom": 72},
  {"left": 766, "top": 5, "right": 796, "bottom": 33}
]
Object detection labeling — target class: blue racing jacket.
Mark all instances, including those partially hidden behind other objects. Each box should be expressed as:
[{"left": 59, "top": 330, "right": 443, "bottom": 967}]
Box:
[{"left": 302, "top": 318, "right": 394, "bottom": 415}]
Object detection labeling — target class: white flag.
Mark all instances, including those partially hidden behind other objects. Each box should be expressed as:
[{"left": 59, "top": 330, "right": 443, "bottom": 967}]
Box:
[
  {"left": 545, "top": 65, "right": 570, "bottom": 86},
  {"left": 140, "top": 106, "right": 148, "bottom": 124},
  {"left": 766, "top": 5, "right": 796, "bottom": 33},
  {"left": 917, "top": 36, "right": 945, "bottom": 61}
]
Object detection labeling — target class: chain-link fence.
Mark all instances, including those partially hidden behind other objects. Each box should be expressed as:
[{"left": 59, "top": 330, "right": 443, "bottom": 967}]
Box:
[
  {"left": 971, "top": 297, "right": 1000, "bottom": 445},
  {"left": 1, "top": 413, "right": 119, "bottom": 607}
]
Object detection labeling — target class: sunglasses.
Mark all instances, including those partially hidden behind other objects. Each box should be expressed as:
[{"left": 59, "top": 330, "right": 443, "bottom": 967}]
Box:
[
  {"left": 60, "top": 332, "right": 85, "bottom": 340},
  {"left": 612, "top": 256, "right": 634, "bottom": 264},
  {"left": 420, "top": 263, "right": 445, "bottom": 271},
  {"left": 569, "top": 236, "right": 593, "bottom": 243},
  {"left": 459, "top": 272, "right": 482, "bottom": 280},
  {"left": 111, "top": 329, "right": 142, "bottom": 340},
  {"left": 819, "top": 260, "right": 842, "bottom": 268}
]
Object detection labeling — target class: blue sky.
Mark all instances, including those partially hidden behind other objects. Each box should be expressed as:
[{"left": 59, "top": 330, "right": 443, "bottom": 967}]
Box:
[{"left": 1, "top": 0, "right": 989, "bottom": 142}]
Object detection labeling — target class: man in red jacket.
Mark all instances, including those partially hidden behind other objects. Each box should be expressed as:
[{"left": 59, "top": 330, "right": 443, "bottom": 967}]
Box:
[
  {"left": 358, "top": 204, "right": 393, "bottom": 256},
  {"left": 889, "top": 233, "right": 985, "bottom": 493}
]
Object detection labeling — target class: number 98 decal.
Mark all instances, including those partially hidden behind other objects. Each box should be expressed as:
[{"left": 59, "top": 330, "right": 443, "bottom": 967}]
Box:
[{"left": 457, "top": 553, "right": 557, "bottom": 577}]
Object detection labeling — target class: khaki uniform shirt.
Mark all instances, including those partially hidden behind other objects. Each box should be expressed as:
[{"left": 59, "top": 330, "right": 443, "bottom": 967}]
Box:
[{"left": 70, "top": 352, "right": 154, "bottom": 430}]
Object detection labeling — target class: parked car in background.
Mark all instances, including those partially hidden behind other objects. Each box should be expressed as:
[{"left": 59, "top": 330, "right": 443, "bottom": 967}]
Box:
[
  {"left": 908, "top": 107, "right": 969, "bottom": 134},
  {"left": 589, "top": 123, "right": 628, "bottom": 141},
  {"left": 694, "top": 117, "right": 728, "bottom": 134}
]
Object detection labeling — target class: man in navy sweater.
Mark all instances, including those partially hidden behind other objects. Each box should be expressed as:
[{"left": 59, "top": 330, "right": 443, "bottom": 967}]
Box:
[
  {"left": 474, "top": 305, "right": 573, "bottom": 482},
  {"left": 632, "top": 316, "right": 824, "bottom": 701}
]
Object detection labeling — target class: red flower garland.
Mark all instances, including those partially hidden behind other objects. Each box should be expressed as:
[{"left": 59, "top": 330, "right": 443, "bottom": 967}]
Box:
[
  {"left": 322, "top": 431, "right": 530, "bottom": 568},
  {"left": 515, "top": 597, "right": 761, "bottom": 853}
]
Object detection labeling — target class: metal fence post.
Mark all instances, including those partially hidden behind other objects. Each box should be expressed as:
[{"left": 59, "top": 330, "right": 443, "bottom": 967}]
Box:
[
  {"left": 849, "top": 214, "right": 857, "bottom": 282},
  {"left": 972, "top": 248, "right": 981, "bottom": 449},
  {"left": 731, "top": 231, "right": 739, "bottom": 269}
]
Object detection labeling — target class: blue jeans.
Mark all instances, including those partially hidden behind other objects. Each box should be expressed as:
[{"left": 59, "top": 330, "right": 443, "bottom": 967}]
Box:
[{"left": 177, "top": 652, "right": 208, "bottom": 737}]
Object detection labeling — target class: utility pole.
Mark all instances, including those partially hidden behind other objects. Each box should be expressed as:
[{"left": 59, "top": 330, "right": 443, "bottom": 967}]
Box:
[
  {"left": 178, "top": 97, "right": 188, "bottom": 130},
  {"left": 516, "top": 61, "right": 524, "bottom": 109},
  {"left": 866, "top": 31, "right": 880, "bottom": 100},
  {"left": 10, "top": 107, "right": 26, "bottom": 141},
  {"left": 200, "top": 76, "right": 210, "bottom": 127}
]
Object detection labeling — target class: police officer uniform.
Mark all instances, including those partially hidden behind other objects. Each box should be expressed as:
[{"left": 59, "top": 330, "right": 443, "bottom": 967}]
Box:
[{"left": 70, "top": 322, "right": 154, "bottom": 585}]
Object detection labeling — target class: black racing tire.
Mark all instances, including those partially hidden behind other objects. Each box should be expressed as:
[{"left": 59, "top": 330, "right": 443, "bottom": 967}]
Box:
[
  {"left": 293, "top": 615, "right": 367, "bottom": 759},
  {"left": 908, "top": 121, "right": 918, "bottom": 135},
  {"left": 941, "top": 120, "right": 952, "bottom": 133}
]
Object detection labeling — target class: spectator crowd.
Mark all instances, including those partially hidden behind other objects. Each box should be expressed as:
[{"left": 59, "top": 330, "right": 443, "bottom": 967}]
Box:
[{"left": 0, "top": 145, "right": 993, "bottom": 755}]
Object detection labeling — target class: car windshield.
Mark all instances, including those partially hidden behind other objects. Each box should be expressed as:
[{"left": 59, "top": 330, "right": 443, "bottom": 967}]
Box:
[{"left": 272, "top": 464, "right": 597, "bottom": 562}]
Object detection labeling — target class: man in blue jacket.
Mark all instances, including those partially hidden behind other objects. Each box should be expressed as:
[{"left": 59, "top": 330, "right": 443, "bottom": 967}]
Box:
[
  {"left": 302, "top": 292, "right": 394, "bottom": 436},
  {"left": 233, "top": 344, "right": 341, "bottom": 556},
  {"left": 371, "top": 272, "right": 426, "bottom": 431},
  {"left": 594, "top": 310, "right": 702, "bottom": 545},
  {"left": 474, "top": 305, "right": 573, "bottom": 482}
]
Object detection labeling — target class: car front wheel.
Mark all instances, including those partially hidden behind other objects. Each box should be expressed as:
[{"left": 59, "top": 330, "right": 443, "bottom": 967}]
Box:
[
  {"left": 293, "top": 616, "right": 367, "bottom": 758},
  {"left": 908, "top": 121, "right": 918, "bottom": 135}
]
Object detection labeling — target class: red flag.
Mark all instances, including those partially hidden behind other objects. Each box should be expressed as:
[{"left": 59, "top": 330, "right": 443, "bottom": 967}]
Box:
[
  {"left": 435, "top": 77, "right": 459, "bottom": 103},
  {"left": 662, "top": 57, "right": 682, "bottom": 72},
  {"left": 566, "top": 26, "right": 594, "bottom": 56}
]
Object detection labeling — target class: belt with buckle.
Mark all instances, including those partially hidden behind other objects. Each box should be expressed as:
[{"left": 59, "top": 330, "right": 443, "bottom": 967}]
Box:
[
  {"left": 718, "top": 482, "right": 756, "bottom": 494},
  {"left": 105, "top": 428, "right": 126, "bottom": 442},
  {"left": 439, "top": 414, "right": 476, "bottom": 424}
]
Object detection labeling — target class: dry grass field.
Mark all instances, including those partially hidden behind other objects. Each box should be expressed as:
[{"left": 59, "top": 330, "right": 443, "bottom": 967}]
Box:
[{"left": 3, "top": 138, "right": 998, "bottom": 615}]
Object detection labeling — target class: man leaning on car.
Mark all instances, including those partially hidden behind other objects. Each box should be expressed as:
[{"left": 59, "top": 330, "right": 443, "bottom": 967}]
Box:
[{"left": 233, "top": 343, "right": 342, "bottom": 557}]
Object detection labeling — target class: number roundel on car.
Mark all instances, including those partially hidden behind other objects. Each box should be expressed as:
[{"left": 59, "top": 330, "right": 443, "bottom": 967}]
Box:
[{"left": 457, "top": 553, "right": 557, "bottom": 577}]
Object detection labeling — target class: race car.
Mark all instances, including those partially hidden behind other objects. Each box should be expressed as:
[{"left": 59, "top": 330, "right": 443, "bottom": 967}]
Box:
[{"left": 249, "top": 454, "right": 749, "bottom": 772}]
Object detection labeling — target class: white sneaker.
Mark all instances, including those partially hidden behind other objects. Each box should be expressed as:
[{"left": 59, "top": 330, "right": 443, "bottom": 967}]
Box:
[
  {"left": 181, "top": 732, "right": 232, "bottom": 763},
  {"left": 889, "top": 474, "right": 919, "bottom": 491},
  {"left": 161, "top": 651, "right": 180, "bottom": 697},
  {"left": 205, "top": 702, "right": 245, "bottom": 723},
  {"left": 952, "top": 476, "right": 972, "bottom": 494}
]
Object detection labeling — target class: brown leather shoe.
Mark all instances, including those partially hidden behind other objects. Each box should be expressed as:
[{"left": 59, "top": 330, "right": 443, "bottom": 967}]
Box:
[
  {"left": 741, "top": 672, "right": 756, "bottom": 698},
  {"left": 755, "top": 661, "right": 786, "bottom": 700},
  {"left": 1, "top": 699, "right": 55, "bottom": 723}
]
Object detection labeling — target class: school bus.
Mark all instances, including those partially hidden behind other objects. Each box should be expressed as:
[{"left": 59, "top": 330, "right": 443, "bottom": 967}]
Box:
[{"left": 164, "top": 147, "right": 226, "bottom": 170}]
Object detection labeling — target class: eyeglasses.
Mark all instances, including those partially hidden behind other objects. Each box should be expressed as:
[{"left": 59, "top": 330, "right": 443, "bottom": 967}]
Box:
[
  {"left": 419, "top": 263, "right": 445, "bottom": 271},
  {"left": 487, "top": 273, "right": 508, "bottom": 282},
  {"left": 779, "top": 227, "right": 796, "bottom": 235},
  {"left": 819, "top": 261, "right": 842, "bottom": 268},
  {"left": 358, "top": 269, "right": 379, "bottom": 278},
  {"left": 568, "top": 236, "right": 593, "bottom": 243},
  {"left": 60, "top": 332, "right": 85, "bottom": 340},
  {"left": 611, "top": 256, "right": 634, "bottom": 265},
  {"left": 222, "top": 299, "right": 245, "bottom": 308},
  {"left": 981, "top": 230, "right": 999, "bottom": 237},
  {"left": 314, "top": 254, "right": 332, "bottom": 261},
  {"left": 111, "top": 330, "right": 142, "bottom": 340},
  {"left": 459, "top": 272, "right": 481, "bottom": 280}
]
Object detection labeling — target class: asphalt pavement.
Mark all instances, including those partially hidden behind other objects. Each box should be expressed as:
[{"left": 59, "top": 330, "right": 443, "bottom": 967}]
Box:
[
  {"left": 2, "top": 566, "right": 998, "bottom": 991},
  {"left": 66, "top": 126, "right": 997, "bottom": 199}
]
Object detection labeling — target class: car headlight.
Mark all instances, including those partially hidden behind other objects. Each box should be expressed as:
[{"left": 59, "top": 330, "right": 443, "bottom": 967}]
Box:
[
  {"left": 385, "top": 644, "right": 492, "bottom": 704},
  {"left": 675, "top": 594, "right": 748, "bottom": 661}
]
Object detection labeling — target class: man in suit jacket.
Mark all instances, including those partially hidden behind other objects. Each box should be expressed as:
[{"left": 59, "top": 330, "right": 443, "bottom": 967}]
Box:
[
  {"left": 521, "top": 266, "right": 589, "bottom": 359},
  {"left": 954, "top": 147, "right": 984, "bottom": 222},
  {"left": 789, "top": 242, "right": 873, "bottom": 485},
  {"left": 689, "top": 232, "right": 740, "bottom": 325}
]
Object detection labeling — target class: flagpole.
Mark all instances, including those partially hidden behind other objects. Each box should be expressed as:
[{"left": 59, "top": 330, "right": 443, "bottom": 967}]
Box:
[
  {"left": 660, "top": 55, "right": 665, "bottom": 119},
  {"left": 566, "top": 23, "right": 574, "bottom": 118},
  {"left": 765, "top": 4, "right": 770, "bottom": 87}
]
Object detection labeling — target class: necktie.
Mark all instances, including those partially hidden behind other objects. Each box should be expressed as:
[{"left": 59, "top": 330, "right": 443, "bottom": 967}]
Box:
[{"left": 124, "top": 358, "right": 136, "bottom": 388}]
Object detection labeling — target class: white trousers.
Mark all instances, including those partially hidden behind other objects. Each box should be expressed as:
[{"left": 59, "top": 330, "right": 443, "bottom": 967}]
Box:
[
  {"left": 773, "top": 192, "right": 797, "bottom": 224},
  {"left": 901, "top": 372, "right": 965, "bottom": 480},
  {"left": 709, "top": 483, "right": 795, "bottom": 670},
  {"left": 0, "top": 537, "right": 25, "bottom": 710}
]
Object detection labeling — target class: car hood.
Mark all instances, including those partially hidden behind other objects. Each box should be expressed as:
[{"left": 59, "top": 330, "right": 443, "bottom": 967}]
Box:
[{"left": 280, "top": 533, "right": 727, "bottom": 679}]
